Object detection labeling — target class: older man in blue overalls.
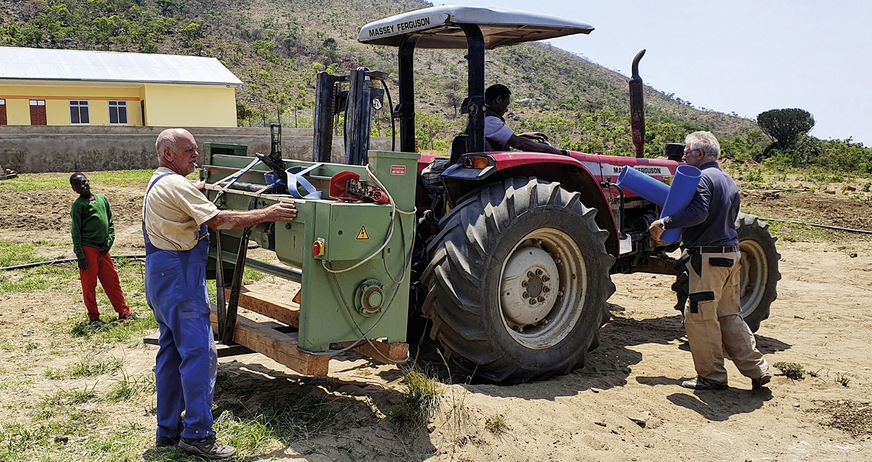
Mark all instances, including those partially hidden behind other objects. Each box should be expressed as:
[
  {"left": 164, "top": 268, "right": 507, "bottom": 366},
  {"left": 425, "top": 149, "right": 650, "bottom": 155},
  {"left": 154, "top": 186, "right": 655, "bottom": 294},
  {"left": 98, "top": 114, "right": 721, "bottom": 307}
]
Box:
[{"left": 143, "top": 128, "right": 297, "bottom": 458}]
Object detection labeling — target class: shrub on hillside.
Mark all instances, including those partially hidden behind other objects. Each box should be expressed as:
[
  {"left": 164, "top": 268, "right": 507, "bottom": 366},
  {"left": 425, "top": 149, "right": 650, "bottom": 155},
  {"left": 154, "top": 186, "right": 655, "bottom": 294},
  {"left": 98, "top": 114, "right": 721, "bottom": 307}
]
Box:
[
  {"left": 763, "top": 135, "right": 823, "bottom": 168},
  {"left": 818, "top": 139, "right": 872, "bottom": 174}
]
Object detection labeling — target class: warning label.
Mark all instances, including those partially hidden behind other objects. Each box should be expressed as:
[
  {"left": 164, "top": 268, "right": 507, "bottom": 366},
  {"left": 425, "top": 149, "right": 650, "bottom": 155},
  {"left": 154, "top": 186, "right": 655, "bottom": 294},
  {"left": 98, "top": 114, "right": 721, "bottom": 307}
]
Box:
[
  {"left": 390, "top": 165, "right": 406, "bottom": 175},
  {"left": 357, "top": 226, "right": 370, "bottom": 240}
]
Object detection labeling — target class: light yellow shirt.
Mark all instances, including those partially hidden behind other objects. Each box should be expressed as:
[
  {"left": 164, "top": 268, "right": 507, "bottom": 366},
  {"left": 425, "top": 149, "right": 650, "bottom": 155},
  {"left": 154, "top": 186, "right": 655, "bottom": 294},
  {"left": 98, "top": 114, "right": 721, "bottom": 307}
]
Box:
[{"left": 143, "top": 167, "right": 219, "bottom": 251}]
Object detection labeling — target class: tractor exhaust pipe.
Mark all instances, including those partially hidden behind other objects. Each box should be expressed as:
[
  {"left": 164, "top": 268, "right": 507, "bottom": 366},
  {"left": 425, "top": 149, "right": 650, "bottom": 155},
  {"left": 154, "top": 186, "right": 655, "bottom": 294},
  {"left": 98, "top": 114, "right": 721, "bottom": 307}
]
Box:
[{"left": 629, "top": 49, "right": 646, "bottom": 158}]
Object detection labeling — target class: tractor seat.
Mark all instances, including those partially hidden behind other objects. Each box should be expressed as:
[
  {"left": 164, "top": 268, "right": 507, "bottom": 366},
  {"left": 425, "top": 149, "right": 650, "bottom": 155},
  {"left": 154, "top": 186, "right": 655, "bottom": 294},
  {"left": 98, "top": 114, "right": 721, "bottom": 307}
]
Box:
[{"left": 450, "top": 134, "right": 469, "bottom": 165}]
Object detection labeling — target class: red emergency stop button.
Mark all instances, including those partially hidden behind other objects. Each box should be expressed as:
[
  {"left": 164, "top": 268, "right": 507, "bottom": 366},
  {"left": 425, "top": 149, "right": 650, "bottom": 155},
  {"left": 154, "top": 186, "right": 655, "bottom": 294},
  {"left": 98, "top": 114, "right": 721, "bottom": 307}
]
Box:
[{"left": 313, "top": 238, "right": 326, "bottom": 257}]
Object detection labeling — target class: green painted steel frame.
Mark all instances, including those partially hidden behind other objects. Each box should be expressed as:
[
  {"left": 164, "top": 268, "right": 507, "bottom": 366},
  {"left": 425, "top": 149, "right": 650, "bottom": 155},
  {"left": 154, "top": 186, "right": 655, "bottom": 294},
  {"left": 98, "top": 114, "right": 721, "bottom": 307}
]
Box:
[{"left": 203, "top": 149, "right": 419, "bottom": 352}]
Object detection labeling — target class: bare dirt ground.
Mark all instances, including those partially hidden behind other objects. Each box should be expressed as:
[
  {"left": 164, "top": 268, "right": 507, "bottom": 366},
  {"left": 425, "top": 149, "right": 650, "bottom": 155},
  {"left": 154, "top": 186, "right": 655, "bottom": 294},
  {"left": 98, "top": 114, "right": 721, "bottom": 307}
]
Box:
[{"left": 1, "top": 171, "right": 871, "bottom": 461}]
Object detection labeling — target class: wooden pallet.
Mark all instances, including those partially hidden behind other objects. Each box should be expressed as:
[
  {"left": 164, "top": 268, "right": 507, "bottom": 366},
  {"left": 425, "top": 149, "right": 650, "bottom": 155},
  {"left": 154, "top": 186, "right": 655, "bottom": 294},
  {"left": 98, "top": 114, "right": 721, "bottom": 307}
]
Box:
[{"left": 144, "top": 285, "right": 408, "bottom": 376}]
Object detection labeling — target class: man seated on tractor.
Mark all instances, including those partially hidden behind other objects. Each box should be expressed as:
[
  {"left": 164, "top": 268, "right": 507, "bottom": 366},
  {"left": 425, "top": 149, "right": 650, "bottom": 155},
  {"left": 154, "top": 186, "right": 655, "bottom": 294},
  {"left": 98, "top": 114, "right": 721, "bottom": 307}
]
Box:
[{"left": 482, "top": 84, "right": 563, "bottom": 154}]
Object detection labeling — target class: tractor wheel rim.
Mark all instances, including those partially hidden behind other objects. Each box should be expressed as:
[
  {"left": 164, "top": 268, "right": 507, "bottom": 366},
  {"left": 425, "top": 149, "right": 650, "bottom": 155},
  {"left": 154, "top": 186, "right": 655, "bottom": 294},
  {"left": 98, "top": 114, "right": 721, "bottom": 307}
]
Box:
[{"left": 499, "top": 228, "right": 586, "bottom": 349}]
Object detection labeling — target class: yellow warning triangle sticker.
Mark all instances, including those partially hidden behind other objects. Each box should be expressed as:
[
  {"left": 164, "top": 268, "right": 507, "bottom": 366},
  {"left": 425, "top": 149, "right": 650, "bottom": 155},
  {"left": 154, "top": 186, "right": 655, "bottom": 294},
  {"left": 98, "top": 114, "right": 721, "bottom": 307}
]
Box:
[{"left": 356, "top": 226, "right": 370, "bottom": 240}]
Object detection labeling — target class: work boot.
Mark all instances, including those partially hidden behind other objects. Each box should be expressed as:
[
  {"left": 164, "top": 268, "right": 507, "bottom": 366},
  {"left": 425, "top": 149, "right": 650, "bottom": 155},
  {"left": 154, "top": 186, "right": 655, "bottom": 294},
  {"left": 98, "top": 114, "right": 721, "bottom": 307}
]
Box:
[
  {"left": 752, "top": 373, "right": 772, "bottom": 390},
  {"left": 681, "top": 376, "right": 728, "bottom": 390},
  {"left": 179, "top": 435, "right": 236, "bottom": 459},
  {"left": 88, "top": 318, "right": 105, "bottom": 327},
  {"left": 156, "top": 435, "right": 180, "bottom": 448},
  {"left": 119, "top": 312, "right": 141, "bottom": 322}
]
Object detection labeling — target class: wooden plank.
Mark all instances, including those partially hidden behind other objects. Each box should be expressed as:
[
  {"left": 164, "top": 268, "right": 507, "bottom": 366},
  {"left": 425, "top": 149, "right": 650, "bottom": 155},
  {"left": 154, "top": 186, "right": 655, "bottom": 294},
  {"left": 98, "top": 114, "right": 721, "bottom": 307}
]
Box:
[
  {"left": 209, "top": 311, "right": 329, "bottom": 376},
  {"left": 142, "top": 333, "right": 254, "bottom": 357},
  {"left": 224, "top": 287, "right": 300, "bottom": 327},
  {"left": 143, "top": 287, "right": 408, "bottom": 375},
  {"left": 336, "top": 339, "right": 409, "bottom": 364},
  {"left": 224, "top": 286, "right": 408, "bottom": 365}
]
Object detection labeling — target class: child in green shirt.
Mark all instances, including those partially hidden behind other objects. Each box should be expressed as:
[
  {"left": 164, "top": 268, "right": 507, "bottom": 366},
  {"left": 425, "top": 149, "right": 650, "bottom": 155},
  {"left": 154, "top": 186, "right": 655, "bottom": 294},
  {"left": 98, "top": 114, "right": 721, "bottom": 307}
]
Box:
[{"left": 70, "top": 173, "right": 137, "bottom": 326}]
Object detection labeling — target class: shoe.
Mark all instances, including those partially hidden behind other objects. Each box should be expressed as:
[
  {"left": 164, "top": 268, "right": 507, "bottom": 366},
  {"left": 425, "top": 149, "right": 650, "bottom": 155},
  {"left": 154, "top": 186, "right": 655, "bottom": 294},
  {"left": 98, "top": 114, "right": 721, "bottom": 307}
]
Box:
[
  {"left": 88, "top": 318, "right": 104, "bottom": 327},
  {"left": 119, "top": 312, "right": 141, "bottom": 322},
  {"left": 179, "top": 435, "right": 236, "bottom": 459},
  {"left": 681, "top": 376, "right": 728, "bottom": 390},
  {"left": 752, "top": 373, "right": 772, "bottom": 390},
  {"left": 156, "top": 436, "right": 180, "bottom": 448}
]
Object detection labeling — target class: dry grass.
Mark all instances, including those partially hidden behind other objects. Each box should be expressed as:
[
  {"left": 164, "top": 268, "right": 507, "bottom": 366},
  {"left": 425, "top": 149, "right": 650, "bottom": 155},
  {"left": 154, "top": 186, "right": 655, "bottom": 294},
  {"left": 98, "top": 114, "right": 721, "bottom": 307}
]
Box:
[{"left": 812, "top": 400, "right": 872, "bottom": 437}]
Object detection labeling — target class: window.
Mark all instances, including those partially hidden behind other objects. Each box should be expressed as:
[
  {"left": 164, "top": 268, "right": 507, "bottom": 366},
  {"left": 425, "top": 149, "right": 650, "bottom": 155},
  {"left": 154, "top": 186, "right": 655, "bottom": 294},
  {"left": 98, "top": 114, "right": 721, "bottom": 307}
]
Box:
[
  {"left": 70, "top": 100, "right": 90, "bottom": 124},
  {"left": 108, "top": 101, "right": 128, "bottom": 125},
  {"left": 0, "top": 99, "right": 6, "bottom": 125}
]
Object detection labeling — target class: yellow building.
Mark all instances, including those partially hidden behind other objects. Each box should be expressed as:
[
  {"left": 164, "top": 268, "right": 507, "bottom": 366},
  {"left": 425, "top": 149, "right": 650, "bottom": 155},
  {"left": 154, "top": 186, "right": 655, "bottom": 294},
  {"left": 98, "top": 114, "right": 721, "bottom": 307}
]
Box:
[{"left": 0, "top": 47, "right": 242, "bottom": 127}]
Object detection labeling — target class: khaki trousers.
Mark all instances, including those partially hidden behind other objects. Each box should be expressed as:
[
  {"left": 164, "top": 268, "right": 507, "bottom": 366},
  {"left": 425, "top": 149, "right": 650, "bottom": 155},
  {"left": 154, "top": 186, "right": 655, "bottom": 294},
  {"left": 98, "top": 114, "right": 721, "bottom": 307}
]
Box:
[{"left": 684, "top": 250, "right": 769, "bottom": 385}]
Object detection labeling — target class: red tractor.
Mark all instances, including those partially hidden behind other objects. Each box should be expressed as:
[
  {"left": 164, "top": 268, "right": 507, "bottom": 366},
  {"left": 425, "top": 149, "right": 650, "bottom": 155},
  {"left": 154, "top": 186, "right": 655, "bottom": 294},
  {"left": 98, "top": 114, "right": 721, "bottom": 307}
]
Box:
[{"left": 311, "top": 5, "right": 779, "bottom": 383}]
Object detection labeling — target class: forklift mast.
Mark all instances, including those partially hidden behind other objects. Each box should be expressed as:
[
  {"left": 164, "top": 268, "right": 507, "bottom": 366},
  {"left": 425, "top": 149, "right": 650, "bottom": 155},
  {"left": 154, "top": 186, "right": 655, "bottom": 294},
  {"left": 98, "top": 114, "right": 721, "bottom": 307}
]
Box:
[{"left": 313, "top": 68, "right": 387, "bottom": 165}]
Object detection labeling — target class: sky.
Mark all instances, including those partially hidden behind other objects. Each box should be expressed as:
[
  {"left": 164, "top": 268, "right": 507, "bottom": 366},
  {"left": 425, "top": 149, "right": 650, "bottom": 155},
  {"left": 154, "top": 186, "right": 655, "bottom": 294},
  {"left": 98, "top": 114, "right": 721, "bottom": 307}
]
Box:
[{"left": 433, "top": 0, "right": 872, "bottom": 145}]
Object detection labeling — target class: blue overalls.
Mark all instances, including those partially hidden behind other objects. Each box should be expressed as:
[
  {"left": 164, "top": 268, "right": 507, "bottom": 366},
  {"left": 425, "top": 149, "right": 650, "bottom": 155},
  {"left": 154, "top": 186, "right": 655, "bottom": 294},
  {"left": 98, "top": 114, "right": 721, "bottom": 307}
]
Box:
[{"left": 143, "top": 174, "right": 218, "bottom": 443}]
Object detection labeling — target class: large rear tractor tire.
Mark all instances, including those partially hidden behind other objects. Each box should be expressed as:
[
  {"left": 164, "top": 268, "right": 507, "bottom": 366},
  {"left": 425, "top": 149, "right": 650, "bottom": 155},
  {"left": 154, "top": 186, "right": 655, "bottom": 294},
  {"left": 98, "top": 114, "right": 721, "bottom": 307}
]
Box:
[
  {"left": 421, "top": 178, "right": 615, "bottom": 383},
  {"left": 736, "top": 212, "right": 781, "bottom": 332}
]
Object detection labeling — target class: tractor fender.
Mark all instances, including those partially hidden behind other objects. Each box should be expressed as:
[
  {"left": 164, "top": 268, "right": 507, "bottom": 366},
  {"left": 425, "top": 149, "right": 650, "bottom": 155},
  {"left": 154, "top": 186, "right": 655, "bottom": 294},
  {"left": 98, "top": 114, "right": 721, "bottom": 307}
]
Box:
[{"left": 441, "top": 153, "right": 619, "bottom": 257}]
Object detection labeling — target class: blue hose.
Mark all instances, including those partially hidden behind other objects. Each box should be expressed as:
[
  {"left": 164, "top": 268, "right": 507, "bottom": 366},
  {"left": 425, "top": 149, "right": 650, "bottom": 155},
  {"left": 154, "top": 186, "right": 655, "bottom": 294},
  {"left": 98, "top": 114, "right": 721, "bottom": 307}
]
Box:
[{"left": 616, "top": 165, "right": 702, "bottom": 243}]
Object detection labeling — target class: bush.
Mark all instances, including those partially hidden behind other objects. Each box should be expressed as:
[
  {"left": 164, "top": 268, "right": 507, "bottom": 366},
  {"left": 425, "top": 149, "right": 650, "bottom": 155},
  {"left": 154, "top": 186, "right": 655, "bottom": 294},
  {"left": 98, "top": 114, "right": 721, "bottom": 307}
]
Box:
[
  {"left": 817, "top": 139, "right": 872, "bottom": 174},
  {"left": 763, "top": 135, "right": 823, "bottom": 168},
  {"left": 719, "top": 130, "right": 764, "bottom": 162},
  {"left": 773, "top": 361, "right": 806, "bottom": 380}
]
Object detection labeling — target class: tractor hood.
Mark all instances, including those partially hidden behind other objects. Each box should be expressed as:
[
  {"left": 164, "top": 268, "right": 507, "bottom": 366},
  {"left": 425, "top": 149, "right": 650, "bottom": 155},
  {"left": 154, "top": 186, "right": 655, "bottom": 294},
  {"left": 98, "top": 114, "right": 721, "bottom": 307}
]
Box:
[{"left": 358, "top": 5, "right": 594, "bottom": 49}]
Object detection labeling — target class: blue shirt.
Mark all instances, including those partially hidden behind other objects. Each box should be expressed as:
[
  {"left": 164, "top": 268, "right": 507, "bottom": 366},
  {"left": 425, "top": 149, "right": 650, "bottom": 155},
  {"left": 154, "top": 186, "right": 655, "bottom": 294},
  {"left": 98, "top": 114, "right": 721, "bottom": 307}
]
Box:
[{"left": 662, "top": 162, "right": 740, "bottom": 248}]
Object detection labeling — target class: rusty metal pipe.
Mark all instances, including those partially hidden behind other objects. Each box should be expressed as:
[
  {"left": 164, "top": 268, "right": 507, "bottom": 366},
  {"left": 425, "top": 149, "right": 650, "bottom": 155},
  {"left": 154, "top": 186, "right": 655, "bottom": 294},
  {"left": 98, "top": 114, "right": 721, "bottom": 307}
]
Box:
[{"left": 629, "top": 49, "right": 646, "bottom": 158}]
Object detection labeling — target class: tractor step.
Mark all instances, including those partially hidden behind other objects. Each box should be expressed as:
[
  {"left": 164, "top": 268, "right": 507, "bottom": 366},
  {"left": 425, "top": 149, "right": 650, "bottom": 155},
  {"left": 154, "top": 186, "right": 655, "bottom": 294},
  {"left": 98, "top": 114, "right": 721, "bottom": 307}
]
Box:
[{"left": 143, "top": 285, "right": 408, "bottom": 377}]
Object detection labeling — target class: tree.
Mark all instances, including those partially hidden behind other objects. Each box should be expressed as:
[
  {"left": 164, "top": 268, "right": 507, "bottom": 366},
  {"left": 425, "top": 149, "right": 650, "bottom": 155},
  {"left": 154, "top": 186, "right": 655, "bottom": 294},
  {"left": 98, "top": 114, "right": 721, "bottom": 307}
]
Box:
[
  {"left": 442, "top": 79, "right": 464, "bottom": 118},
  {"left": 156, "top": 0, "right": 181, "bottom": 17},
  {"left": 91, "top": 16, "right": 116, "bottom": 49},
  {"left": 236, "top": 103, "right": 254, "bottom": 126},
  {"left": 179, "top": 20, "right": 205, "bottom": 45},
  {"left": 756, "top": 108, "right": 815, "bottom": 146},
  {"left": 416, "top": 111, "right": 449, "bottom": 150}
]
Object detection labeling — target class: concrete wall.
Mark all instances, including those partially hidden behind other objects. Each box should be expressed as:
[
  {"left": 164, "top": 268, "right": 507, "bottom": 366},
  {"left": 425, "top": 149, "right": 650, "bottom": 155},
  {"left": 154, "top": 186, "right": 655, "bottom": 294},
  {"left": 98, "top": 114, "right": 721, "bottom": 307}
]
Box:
[{"left": 0, "top": 126, "right": 394, "bottom": 173}]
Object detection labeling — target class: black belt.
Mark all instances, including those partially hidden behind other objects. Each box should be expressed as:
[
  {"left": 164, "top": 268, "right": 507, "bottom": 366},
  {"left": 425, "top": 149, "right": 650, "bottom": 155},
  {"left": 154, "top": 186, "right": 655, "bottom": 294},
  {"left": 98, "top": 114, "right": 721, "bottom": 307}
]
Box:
[{"left": 689, "top": 245, "right": 738, "bottom": 254}]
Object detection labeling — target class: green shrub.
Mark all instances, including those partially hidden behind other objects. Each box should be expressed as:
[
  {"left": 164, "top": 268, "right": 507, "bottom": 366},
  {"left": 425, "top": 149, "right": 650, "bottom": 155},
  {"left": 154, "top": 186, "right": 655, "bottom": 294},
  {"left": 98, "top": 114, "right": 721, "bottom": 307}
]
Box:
[
  {"left": 773, "top": 361, "right": 805, "bottom": 380},
  {"left": 389, "top": 366, "right": 443, "bottom": 432}
]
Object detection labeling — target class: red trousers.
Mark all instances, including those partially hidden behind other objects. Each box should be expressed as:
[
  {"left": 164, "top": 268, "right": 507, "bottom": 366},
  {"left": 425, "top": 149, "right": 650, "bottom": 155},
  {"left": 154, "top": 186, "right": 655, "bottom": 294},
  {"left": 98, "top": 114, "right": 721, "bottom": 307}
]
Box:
[{"left": 79, "top": 245, "right": 131, "bottom": 320}]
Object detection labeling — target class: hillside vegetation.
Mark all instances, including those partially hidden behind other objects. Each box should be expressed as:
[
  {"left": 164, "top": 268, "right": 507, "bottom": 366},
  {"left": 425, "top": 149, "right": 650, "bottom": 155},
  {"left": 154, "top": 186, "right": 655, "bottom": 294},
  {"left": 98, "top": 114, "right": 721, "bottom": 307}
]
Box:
[{"left": 2, "top": 0, "right": 871, "bottom": 171}]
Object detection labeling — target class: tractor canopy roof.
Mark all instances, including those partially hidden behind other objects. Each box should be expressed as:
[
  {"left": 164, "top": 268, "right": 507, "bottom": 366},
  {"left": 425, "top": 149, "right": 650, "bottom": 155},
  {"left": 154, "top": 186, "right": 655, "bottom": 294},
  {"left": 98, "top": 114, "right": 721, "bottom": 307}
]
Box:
[{"left": 358, "top": 5, "right": 594, "bottom": 49}]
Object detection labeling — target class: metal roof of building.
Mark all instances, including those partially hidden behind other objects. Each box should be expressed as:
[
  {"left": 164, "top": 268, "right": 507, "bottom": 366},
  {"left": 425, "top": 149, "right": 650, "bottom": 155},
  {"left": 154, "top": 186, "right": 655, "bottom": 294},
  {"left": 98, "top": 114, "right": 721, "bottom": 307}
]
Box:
[{"left": 0, "top": 46, "right": 243, "bottom": 86}]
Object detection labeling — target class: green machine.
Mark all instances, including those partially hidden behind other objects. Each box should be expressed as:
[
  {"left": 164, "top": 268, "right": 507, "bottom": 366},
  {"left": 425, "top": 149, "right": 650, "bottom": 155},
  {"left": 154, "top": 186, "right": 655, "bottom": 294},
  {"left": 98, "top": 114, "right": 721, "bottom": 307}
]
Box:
[{"left": 201, "top": 141, "right": 418, "bottom": 353}]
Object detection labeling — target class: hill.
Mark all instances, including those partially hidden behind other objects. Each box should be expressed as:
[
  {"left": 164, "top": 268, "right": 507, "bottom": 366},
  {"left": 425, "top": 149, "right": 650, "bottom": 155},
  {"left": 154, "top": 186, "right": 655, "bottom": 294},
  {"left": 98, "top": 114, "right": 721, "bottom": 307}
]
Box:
[{"left": 0, "top": 0, "right": 757, "bottom": 156}]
